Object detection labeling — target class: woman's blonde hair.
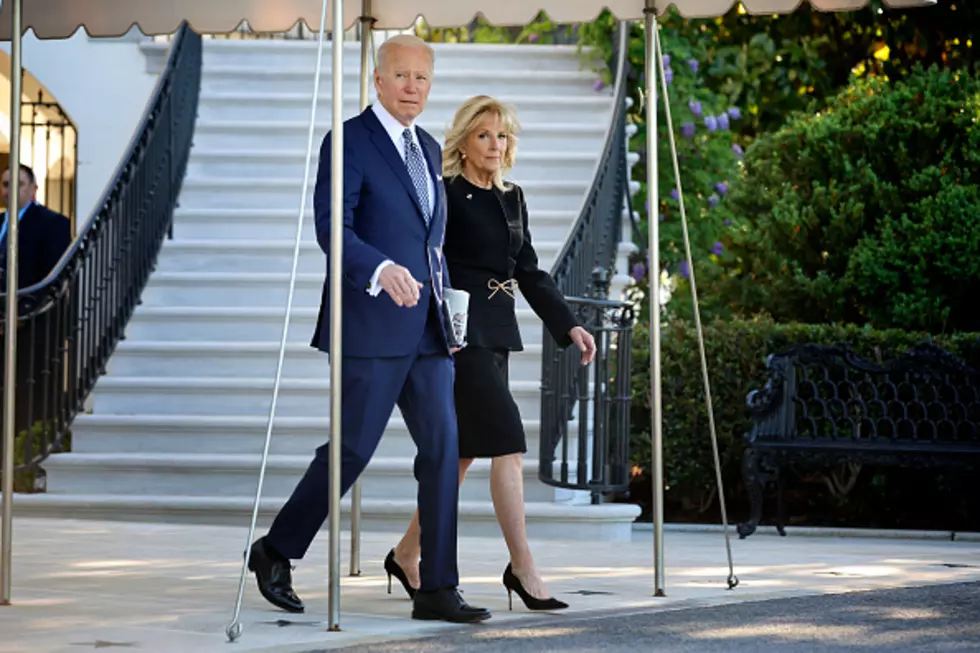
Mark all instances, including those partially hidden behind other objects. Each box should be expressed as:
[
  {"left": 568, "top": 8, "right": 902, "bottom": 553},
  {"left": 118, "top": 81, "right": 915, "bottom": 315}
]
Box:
[{"left": 443, "top": 95, "right": 520, "bottom": 191}]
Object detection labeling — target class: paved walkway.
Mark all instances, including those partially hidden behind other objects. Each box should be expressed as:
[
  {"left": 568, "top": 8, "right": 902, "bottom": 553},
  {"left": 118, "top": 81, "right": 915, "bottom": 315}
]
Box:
[
  {"left": 1, "top": 518, "right": 979, "bottom": 652},
  {"left": 322, "top": 581, "right": 980, "bottom": 652}
]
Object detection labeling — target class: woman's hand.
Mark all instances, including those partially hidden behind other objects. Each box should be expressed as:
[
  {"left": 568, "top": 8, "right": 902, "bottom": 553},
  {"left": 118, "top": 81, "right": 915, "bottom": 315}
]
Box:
[{"left": 568, "top": 326, "right": 596, "bottom": 365}]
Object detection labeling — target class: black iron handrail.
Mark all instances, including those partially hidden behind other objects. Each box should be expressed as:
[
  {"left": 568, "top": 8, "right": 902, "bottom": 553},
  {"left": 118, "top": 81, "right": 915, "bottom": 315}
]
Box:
[
  {"left": 538, "top": 21, "right": 633, "bottom": 498},
  {"left": 538, "top": 273, "right": 635, "bottom": 499},
  {"left": 0, "top": 22, "right": 202, "bottom": 485}
]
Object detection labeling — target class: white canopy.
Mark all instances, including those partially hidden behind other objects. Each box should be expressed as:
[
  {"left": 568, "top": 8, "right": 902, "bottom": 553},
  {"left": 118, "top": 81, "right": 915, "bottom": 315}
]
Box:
[{"left": 0, "top": 0, "right": 937, "bottom": 40}]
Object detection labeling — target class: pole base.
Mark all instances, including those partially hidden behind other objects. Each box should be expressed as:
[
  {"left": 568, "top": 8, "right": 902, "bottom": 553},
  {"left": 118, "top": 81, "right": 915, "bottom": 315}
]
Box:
[{"left": 225, "top": 622, "right": 243, "bottom": 642}]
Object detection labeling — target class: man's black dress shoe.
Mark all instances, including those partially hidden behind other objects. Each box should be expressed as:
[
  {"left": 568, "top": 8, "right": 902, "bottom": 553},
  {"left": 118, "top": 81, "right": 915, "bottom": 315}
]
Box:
[
  {"left": 247, "top": 538, "right": 305, "bottom": 613},
  {"left": 412, "top": 588, "right": 491, "bottom": 623}
]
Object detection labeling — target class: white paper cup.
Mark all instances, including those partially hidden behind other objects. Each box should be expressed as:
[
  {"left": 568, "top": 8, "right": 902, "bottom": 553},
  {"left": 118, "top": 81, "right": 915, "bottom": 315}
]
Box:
[{"left": 443, "top": 287, "right": 470, "bottom": 347}]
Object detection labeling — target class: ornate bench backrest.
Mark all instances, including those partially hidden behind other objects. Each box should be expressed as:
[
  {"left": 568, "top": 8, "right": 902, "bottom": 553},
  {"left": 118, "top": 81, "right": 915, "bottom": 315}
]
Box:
[{"left": 745, "top": 342, "right": 980, "bottom": 449}]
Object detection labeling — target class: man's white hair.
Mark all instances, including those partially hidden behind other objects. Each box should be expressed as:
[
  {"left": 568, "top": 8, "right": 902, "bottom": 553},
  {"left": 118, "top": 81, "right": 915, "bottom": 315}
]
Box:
[{"left": 376, "top": 34, "right": 435, "bottom": 73}]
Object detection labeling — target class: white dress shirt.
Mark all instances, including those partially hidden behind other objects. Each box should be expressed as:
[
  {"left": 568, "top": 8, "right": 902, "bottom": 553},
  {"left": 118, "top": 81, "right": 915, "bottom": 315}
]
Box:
[{"left": 366, "top": 102, "right": 436, "bottom": 296}]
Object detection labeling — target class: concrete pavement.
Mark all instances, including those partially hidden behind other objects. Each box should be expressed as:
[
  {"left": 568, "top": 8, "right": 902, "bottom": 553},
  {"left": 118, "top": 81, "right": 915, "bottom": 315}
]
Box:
[{"left": 1, "top": 518, "right": 979, "bottom": 652}]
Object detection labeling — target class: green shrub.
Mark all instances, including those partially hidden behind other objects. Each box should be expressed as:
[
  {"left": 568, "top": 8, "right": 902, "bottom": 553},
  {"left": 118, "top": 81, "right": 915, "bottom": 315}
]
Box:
[
  {"left": 0, "top": 422, "right": 71, "bottom": 493},
  {"left": 628, "top": 316, "right": 980, "bottom": 529},
  {"left": 717, "top": 65, "right": 980, "bottom": 332},
  {"left": 578, "top": 12, "right": 744, "bottom": 305}
]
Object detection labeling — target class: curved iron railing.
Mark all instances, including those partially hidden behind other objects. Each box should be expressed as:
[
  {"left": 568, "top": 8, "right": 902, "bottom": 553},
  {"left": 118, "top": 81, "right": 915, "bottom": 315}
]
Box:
[
  {"left": 0, "top": 22, "right": 202, "bottom": 486},
  {"left": 538, "top": 21, "right": 633, "bottom": 498}
]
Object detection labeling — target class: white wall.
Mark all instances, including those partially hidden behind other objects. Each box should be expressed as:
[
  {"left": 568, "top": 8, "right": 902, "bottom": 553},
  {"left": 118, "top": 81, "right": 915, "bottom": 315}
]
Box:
[{"left": 1, "top": 28, "right": 157, "bottom": 226}]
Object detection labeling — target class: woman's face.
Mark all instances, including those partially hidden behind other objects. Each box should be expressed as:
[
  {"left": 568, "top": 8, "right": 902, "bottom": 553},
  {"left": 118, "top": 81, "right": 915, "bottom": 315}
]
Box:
[{"left": 461, "top": 113, "right": 509, "bottom": 177}]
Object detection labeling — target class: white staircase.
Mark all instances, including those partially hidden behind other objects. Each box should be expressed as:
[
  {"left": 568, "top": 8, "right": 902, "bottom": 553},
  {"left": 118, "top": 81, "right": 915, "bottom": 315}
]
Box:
[{"left": 23, "top": 38, "right": 640, "bottom": 540}]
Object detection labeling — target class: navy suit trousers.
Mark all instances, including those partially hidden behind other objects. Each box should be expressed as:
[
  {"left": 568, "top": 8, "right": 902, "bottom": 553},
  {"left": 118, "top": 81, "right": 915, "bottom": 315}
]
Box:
[{"left": 266, "top": 297, "right": 460, "bottom": 590}]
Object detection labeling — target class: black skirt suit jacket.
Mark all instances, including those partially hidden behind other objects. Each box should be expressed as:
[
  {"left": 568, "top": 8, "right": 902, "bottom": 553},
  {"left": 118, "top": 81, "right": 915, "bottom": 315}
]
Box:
[{"left": 443, "top": 175, "right": 579, "bottom": 351}]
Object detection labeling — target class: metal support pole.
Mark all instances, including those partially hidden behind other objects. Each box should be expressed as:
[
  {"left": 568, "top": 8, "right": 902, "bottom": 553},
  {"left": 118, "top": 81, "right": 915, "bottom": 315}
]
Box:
[
  {"left": 653, "top": 23, "right": 739, "bottom": 593},
  {"left": 327, "top": 0, "right": 346, "bottom": 632},
  {"left": 348, "top": 0, "right": 373, "bottom": 580},
  {"left": 644, "top": 0, "right": 665, "bottom": 598},
  {"left": 1, "top": 0, "right": 23, "bottom": 608},
  {"left": 225, "top": 0, "right": 331, "bottom": 642},
  {"left": 350, "top": 0, "right": 374, "bottom": 576}
]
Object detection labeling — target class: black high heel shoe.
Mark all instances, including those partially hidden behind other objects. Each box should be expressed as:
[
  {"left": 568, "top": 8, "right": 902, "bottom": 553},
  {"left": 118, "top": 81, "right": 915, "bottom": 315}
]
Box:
[
  {"left": 384, "top": 549, "right": 417, "bottom": 599},
  {"left": 502, "top": 563, "right": 568, "bottom": 611}
]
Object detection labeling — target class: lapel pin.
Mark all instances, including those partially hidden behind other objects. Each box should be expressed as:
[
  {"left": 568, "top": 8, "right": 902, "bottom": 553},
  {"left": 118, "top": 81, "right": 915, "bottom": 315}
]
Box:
[{"left": 466, "top": 193, "right": 472, "bottom": 200}]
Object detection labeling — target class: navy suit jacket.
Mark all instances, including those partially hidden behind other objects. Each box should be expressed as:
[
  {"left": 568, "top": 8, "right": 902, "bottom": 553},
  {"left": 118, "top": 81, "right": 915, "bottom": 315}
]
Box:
[
  {"left": 0, "top": 202, "right": 71, "bottom": 291},
  {"left": 310, "top": 106, "right": 452, "bottom": 358}
]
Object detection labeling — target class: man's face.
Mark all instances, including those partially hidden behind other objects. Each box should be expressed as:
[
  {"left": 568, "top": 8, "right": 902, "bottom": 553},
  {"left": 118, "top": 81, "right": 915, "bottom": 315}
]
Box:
[
  {"left": 374, "top": 44, "right": 433, "bottom": 126},
  {"left": 1, "top": 169, "right": 36, "bottom": 210}
]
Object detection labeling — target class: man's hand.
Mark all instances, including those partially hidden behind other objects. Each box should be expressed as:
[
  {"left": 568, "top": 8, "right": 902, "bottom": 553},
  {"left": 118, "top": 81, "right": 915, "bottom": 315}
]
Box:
[
  {"left": 569, "top": 326, "right": 596, "bottom": 366},
  {"left": 378, "top": 264, "right": 423, "bottom": 307}
]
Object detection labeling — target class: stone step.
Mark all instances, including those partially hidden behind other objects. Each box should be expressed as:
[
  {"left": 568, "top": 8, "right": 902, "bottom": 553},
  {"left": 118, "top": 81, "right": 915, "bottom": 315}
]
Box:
[
  {"left": 186, "top": 148, "right": 603, "bottom": 184},
  {"left": 150, "top": 236, "right": 560, "bottom": 274},
  {"left": 41, "top": 453, "right": 556, "bottom": 503},
  {"left": 143, "top": 41, "right": 598, "bottom": 75},
  {"left": 89, "top": 376, "right": 544, "bottom": 421},
  {"left": 125, "top": 304, "right": 544, "bottom": 344},
  {"left": 190, "top": 119, "right": 609, "bottom": 155},
  {"left": 69, "top": 413, "right": 545, "bottom": 459},
  {"left": 7, "top": 493, "right": 641, "bottom": 541},
  {"left": 200, "top": 66, "right": 601, "bottom": 97},
  {"left": 170, "top": 207, "right": 577, "bottom": 244},
  {"left": 175, "top": 175, "right": 594, "bottom": 214},
  {"left": 108, "top": 340, "right": 544, "bottom": 380},
  {"left": 196, "top": 92, "right": 614, "bottom": 126}
]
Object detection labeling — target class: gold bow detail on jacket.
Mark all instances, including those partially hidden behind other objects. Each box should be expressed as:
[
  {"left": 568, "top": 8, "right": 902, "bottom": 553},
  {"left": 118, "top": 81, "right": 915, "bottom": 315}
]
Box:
[{"left": 487, "top": 278, "right": 519, "bottom": 300}]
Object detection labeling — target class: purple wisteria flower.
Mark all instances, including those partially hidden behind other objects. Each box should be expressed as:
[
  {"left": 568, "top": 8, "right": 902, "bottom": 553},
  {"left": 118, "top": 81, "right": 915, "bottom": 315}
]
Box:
[
  {"left": 670, "top": 188, "right": 680, "bottom": 201},
  {"left": 678, "top": 260, "right": 690, "bottom": 279},
  {"left": 631, "top": 262, "right": 646, "bottom": 281},
  {"left": 717, "top": 113, "right": 730, "bottom": 131},
  {"left": 724, "top": 219, "right": 733, "bottom": 226},
  {"left": 687, "top": 59, "right": 699, "bottom": 73},
  {"left": 659, "top": 213, "right": 665, "bottom": 222},
  {"left": 593, "top": 78, "right": 606, "bottom": 92},
  {"left": 682, "top": 122, "right": 696, "bottom": 139},
  {"left": 528, "top": 33, "right": 539, "bottom": 43},
  {"left": 728, "top": 107, "right": 742, "bottom": 120},
  {"left": 689, "top": 100, "right": 702, "bottom": 117},
  {"left": 664, "top": 68, "right": 674, "bottom": 85},
  {"left": 712, "top": 241, "right": 724, "bottom": 256},
  {"left": 708, "top": 194, "right": 720, "bottom": 208},
  {"left": 662, "top": 54, "right": 671, "bottom": 68},
  {"left": 732, "top": 143, "right": 744, "bottom": 159},
  {"left": 704, "top": 115, "right": 718, "bottom": 132},
  {"left": 644, "top": 199, "right": 650, "bottom": 214},
  {"left": 715, "top": 181, "right": 729, "bottom": 196}
]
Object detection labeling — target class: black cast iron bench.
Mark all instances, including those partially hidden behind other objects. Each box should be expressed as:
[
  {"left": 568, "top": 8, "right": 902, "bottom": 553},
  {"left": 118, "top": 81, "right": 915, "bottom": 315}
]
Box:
[{"left": 736, "top": 342, "right": 980, "bottom": 539}]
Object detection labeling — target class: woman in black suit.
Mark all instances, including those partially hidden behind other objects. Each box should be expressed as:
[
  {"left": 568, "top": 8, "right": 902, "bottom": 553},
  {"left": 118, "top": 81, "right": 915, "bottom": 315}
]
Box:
[{"left": 385, "top": 96, "right": 596, "bottom": 611}]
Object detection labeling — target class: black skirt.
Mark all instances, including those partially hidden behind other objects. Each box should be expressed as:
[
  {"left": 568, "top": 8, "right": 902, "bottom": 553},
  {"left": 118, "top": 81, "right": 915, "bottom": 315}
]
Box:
[{"left": 453, "top": 346, "right": 527, "bottom": 459}]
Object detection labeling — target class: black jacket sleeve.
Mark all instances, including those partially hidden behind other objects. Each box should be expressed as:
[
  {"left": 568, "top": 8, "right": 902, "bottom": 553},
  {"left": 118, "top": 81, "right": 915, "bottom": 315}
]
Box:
[{"left": 511, "top": 185, "right": 579, "bottom": 348}]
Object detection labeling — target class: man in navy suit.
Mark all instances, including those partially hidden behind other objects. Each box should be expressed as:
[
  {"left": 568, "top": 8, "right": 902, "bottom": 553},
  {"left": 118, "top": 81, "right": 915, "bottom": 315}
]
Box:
[
  {"left": 0, "top": 163, "right": 72, "bottom": 439},
  {"left": 0, "top": 164, "right": 71, "bottom": 289},
  {"left": 247, "top": 34, "right": 490, "bottom": 624}
]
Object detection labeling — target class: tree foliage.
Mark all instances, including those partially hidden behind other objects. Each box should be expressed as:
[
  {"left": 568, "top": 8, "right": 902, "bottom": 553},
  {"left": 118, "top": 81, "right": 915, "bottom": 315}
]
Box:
[
  {"left": 579, "top": 13, "right": 744, "bottom": 321},
  {"left": 672, "top": 0, "right": 980, "bottom": 140},
  {"left": 717, "top": 65, "right": 980, "bottom": 332}
]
